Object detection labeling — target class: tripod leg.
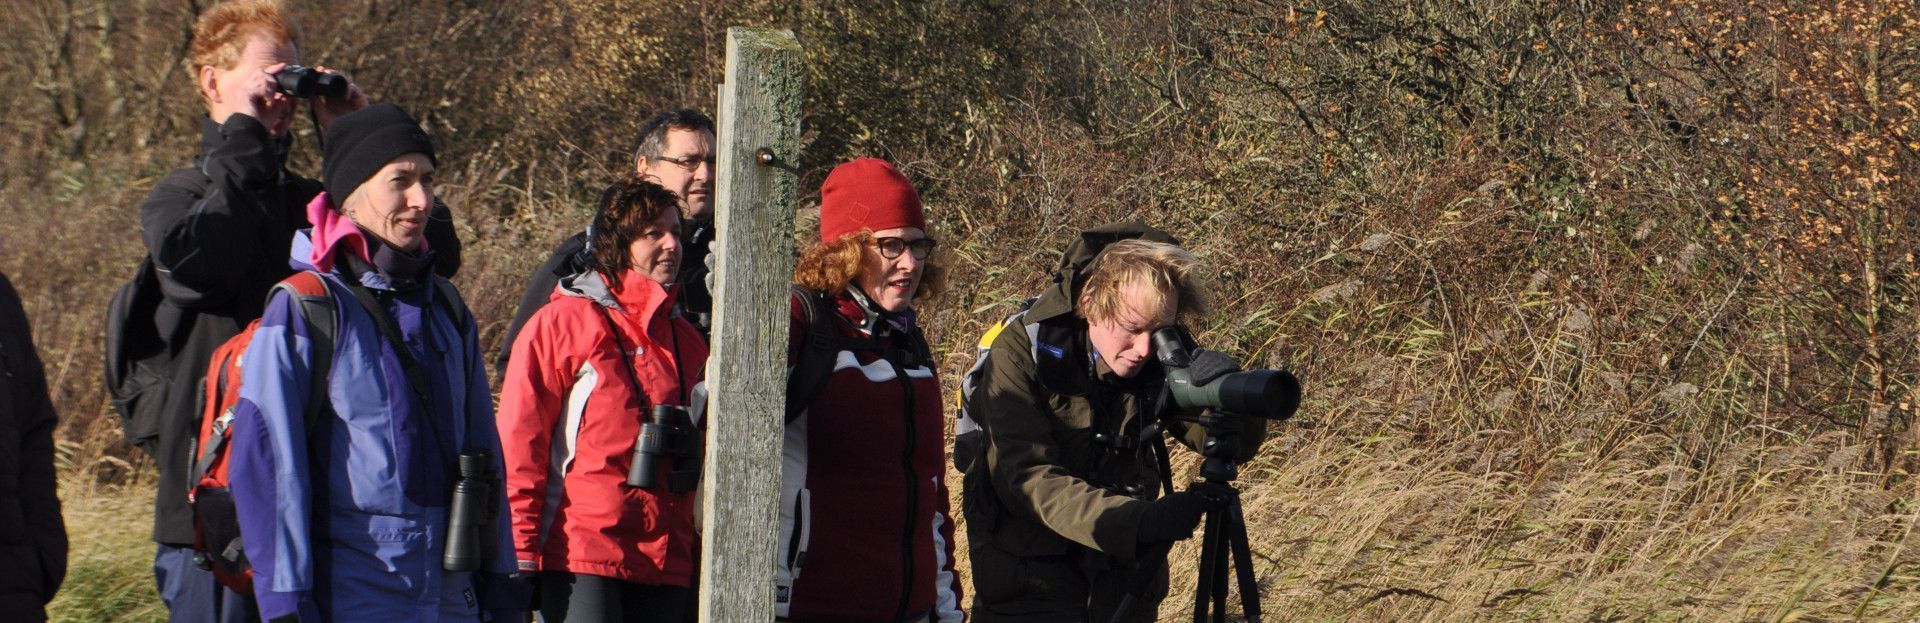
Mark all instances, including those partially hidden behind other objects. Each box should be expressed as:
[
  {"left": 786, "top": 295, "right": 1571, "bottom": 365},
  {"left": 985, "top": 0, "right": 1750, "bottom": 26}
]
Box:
[
  {"left": 1212, "top": 517, "right": 1230, "bottom": 623},
  {"left": 1228, "top": 498, "right": 1262, "bottom": 623},
  {"left": 1193, "top": 508, "right": 1220, "bottom": 623},
  {"left": 1209, "top": 509, "right": 1231, "bottom": 623}
]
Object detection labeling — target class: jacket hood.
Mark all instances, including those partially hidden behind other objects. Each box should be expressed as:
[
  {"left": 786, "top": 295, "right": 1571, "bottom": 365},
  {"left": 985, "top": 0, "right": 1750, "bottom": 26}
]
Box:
[
  {"left": 289, "top": 230, "right": 320, "bottom": 273},
  {"left": 299, "top": 192, "right": 370, "bottom": 274},
  {"left": 1024, "top": 221, "right": 1181, "bottom": 323},
  {"left": 556, "top": 269, "right": 677, "bottom": 319}
]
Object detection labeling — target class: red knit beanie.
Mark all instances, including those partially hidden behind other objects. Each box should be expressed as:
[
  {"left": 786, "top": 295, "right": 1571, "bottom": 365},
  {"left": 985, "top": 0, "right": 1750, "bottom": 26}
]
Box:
[{"left": 818, "top": 158, "right": 926, "bottom": 242}]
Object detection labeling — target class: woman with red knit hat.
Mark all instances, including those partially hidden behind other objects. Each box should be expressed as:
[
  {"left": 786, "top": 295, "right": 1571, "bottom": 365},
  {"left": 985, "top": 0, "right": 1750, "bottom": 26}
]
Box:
[{"left": 778, "top": 158, "right": 964, "bottom": 622}]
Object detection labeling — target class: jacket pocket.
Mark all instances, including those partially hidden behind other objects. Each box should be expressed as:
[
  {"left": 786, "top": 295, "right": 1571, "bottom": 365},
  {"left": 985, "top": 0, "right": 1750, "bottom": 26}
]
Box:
[
  {"left": 115, "top": 361, "right": 170, "bottom": 454},
  {"left": 959, "top": 461, "right": 998, "bottom": 532}
]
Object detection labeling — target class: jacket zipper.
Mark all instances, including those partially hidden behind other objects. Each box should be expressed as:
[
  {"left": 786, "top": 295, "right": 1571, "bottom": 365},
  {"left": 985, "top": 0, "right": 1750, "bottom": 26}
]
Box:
[
  {"left": 786, "top": 491, "right": 805, "bottom": 570},
  {"left": 893, "top": 360, "right": 918, "bottom": 623}
]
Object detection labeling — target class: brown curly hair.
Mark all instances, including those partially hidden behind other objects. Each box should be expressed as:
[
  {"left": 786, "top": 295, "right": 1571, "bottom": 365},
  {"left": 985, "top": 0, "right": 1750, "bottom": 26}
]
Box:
[
  {"left": 793, "top": 229, "right": 946, "bottom": 303},
  {"left": 587, "top": 175, "right": 682, "bottom": 293}
]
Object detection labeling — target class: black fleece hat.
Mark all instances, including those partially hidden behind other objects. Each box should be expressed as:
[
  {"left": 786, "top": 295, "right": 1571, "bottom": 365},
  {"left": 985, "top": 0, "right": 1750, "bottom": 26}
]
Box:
[{"left": 322, "top": 102, "right": 437, "bottom": 203}]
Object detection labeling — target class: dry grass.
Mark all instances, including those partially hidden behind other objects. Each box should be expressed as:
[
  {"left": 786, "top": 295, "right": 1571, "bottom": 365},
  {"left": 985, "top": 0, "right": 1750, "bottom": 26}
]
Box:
[
  {"left": 45, "top": 427, "right": 165, "bottom": 622},
  {"left": 3, "top": 0, "right": 1915, "bottom": 621}
]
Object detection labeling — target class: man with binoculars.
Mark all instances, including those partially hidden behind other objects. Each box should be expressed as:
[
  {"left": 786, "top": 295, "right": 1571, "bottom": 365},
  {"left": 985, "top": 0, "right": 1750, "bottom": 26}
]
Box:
[
  {"left": 125, "top": 2, "right": 460, "bottom": 620},
  {"left": 956, "top": 223, "right": 1293, "bottom": 622}
]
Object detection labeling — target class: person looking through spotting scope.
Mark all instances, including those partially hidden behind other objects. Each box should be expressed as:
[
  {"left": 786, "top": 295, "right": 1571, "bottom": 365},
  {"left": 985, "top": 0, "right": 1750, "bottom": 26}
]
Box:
[{"left": 954, "top": 223, "right": 1271, "bottom": 622}]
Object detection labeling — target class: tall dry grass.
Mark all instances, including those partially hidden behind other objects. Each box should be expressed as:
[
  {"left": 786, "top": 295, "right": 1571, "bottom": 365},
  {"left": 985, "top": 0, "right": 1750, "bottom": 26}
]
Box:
[{"left": 2, "top": 0, "right": 1914, "bottom": 620}]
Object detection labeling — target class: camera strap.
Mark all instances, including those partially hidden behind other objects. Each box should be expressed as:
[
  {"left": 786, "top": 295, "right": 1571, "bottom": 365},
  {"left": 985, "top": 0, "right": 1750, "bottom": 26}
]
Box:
[
  {"left": 593, "top": 303, "right": 652, "bottom": 410},
  {"left": 1150, "top": 433, "right": 1174, "bottom": 499},
  {"left": 598, "top": 303, "right": 704, "bottom": 493}
]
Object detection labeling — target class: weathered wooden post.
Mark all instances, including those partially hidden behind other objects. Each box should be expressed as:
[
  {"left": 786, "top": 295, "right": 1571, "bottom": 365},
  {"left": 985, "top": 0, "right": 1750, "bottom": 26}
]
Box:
[{"left": 700, "top": 27, "right": 801, "bottom": 621}]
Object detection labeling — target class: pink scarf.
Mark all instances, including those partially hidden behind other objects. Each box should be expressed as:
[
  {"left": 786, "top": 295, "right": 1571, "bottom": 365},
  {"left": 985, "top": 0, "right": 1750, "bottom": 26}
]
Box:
[{"left": 305, "top": 192, "right": 429, "bottom": 272}]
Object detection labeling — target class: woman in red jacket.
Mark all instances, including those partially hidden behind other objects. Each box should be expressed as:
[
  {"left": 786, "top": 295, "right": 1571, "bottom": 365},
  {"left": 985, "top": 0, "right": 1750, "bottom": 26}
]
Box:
[
  {"left": 780, "top": 158, "right": 964, "bottom": 622},
  {"left": 498, "top": 176, "right": 709, "bottom": 622}
]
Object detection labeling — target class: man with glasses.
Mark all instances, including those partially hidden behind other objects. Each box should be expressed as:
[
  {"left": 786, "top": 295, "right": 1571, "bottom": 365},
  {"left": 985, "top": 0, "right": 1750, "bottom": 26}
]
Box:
[{"left": 500, "top": 108, "right": 717, "bottom": 369}]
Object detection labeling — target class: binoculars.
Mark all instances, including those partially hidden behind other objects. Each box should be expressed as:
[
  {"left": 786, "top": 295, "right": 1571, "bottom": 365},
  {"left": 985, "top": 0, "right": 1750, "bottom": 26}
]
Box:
[
  {"left": 274, "top": 65, "right": 347, "bottom": 99},
  {"left": 628, "top": 405, "right": 702, "bottom": 492},
  {"left": 442, "top": 449, "right": 493, "bottom": 573}
]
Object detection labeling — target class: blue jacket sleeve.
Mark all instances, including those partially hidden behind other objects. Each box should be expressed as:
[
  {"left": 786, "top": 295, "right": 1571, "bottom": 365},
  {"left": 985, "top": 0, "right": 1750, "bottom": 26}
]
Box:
[{"left": 229, "top": 291, "right": 323, "bottom": 622}]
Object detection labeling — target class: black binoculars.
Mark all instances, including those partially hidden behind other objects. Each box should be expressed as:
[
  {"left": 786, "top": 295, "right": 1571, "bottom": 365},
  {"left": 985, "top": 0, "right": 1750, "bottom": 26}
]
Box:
[
  {"left": 443, "top": 449, "right": 493, "bottom": 572},
  {"left": 274, "top": 65, "right": 347, "bottom": 99},
  {"left": 628, "top": 405, "right": 702, "bottom": 492}
]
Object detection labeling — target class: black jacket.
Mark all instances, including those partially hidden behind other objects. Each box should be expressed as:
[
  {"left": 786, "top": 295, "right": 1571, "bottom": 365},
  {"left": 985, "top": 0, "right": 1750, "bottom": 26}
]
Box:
[
  {"left": 0, "top": 272, "right": 66, "bottom": 622},
  {"left": 135, "top": 114, "right": 461, "bottom": 544},
  {"left": 497, "top": 218, "right": 712, "bottom": 370}
]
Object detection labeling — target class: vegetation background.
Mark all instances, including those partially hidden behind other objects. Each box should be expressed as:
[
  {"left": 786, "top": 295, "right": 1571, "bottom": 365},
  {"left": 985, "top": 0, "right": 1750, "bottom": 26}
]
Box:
[{"left": 2, "top": 0, "right": 1916, "bottom": 620}]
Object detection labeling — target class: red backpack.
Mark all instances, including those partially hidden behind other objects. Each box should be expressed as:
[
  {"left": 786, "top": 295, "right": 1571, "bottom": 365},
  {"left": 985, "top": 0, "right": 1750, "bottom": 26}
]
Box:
[{"left": 185, "top": 271, "right": 337, "bottom": 593}]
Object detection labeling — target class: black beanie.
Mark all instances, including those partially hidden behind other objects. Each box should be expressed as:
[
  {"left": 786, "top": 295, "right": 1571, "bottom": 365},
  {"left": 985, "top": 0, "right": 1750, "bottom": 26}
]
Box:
[{"left": 322, "top": 102, "right": 437, "bottom": 204}]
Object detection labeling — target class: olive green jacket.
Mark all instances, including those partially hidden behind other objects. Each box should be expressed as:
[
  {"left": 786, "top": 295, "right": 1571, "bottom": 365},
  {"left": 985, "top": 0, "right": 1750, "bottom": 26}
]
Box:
[{"left": 960, "top": 312, "right": 1266, "bottom": 565}]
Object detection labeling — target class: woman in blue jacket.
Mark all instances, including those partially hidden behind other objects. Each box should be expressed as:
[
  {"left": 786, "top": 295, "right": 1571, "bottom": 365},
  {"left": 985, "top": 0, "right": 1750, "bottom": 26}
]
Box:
[{"left": 228, "top": 103, "right": 527, "bottom": 622}]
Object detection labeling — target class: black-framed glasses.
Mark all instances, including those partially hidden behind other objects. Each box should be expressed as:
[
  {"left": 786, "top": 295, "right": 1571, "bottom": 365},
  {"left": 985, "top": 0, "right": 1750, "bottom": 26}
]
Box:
[
  {"left": 873, "top": 236, "right": 937, "bottom": 260},
  {"left": 653, "top": 154, "right": 715, "bottom": 171}
]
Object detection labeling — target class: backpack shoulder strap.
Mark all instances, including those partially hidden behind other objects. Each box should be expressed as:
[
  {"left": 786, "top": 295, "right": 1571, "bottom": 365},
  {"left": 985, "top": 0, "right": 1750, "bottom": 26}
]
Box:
[
  {"left": 955, "top": 305, "right": 1030, "bottom": 425},
  {"left": 275, "top": 271, "right": 336, "bottom": 431},
  {"left": 431, "top": 275, "right": 474, "bottom": 335},
  {"left": 785, "top": 285, "right": 845, "bottom": 424}
]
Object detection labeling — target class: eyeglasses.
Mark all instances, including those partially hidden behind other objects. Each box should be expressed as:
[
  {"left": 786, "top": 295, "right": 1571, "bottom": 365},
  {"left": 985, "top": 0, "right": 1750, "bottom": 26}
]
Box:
[
  {"left": 653, "top": 154, "right": 715, "bottom": 171},
  {"left": 873, "top": 236, "right": 937, "bottom": 260}
]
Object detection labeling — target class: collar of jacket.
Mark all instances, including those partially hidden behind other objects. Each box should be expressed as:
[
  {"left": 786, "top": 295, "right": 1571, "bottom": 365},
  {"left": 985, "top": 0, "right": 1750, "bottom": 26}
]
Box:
[
  {"left": 290, "top": 228, "right": 418, "bottom": 293},
  {"left": 196, "top": 114, "right": 292, "bottom": 171},
  {"left": 839, "top": 285, "right": 920, "bottom": 337},
  {"left": 340, "top": 246, "right": 436, "bottom": 293},
  {"left": 559, "top": 269, "right": 677, "bottom": 326}
]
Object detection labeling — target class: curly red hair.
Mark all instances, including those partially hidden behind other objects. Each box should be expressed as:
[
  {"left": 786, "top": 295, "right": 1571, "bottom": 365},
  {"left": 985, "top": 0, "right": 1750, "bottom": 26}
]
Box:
[
  {"left": 190, "top": 1, "right": 301, "bottom": 79},
  {"left": 793, "top": 229, "right": 946, "bottom": 303}
]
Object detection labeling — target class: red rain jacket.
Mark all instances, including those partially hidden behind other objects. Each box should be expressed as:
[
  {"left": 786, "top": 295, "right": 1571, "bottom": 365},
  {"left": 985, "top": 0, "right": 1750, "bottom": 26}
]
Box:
[{"left": 498, "top": 270, "right": 707, "bottom": 586}]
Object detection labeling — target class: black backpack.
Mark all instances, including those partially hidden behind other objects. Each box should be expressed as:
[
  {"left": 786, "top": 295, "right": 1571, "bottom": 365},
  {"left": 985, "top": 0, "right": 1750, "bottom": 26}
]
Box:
[{"left": 103, "top": 257, "right": 171, "bottom": 451}]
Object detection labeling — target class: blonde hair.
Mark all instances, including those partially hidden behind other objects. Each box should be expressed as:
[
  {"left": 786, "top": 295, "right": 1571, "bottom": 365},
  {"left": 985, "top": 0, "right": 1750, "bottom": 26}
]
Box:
[
  {"left": 190, "top": 0, "right": 301, "bottom": 96},
  {"left": 1077, "top": 239, "right": 1208, "bottom": 324},
  {"left": 793, "top": 229, "right": 947, "bottom": 302}
]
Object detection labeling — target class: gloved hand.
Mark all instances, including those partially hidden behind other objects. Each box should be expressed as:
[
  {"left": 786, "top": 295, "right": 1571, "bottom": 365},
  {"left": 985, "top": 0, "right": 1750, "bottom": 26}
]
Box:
[
  {"left": 1137, "top": 482, "right": 1237, "bottom": 544},
  {"left": 1187, "top": 348, "right": 1242, "bottom": 386},
  {"left": 1136, "top": 486, "right": 1220, "bottom": 544}
]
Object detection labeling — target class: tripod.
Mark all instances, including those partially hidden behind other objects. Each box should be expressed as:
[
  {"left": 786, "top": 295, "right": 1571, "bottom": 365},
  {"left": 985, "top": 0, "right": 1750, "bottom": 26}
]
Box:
[
  {"left": 1189, "top": 457, "right": 1261, "bottom": 623},
  {"left": 1111, "top": 422, "right": 1263, "bottom": 623}
]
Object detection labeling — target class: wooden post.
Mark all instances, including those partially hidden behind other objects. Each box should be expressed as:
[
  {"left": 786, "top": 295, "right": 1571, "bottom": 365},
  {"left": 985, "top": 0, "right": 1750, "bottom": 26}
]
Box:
[{"left": 700, "top": 27, "right": 802, "bottom": 622}]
